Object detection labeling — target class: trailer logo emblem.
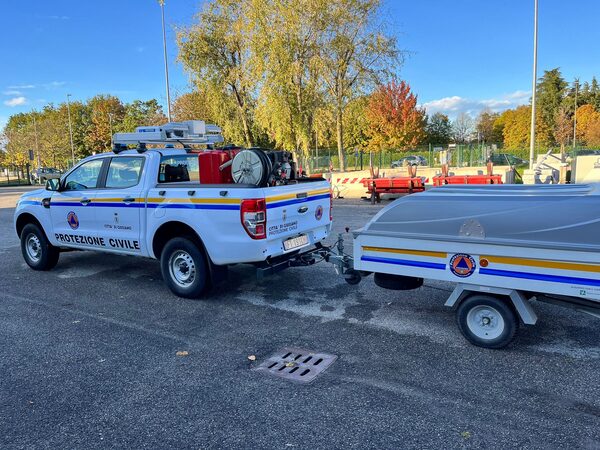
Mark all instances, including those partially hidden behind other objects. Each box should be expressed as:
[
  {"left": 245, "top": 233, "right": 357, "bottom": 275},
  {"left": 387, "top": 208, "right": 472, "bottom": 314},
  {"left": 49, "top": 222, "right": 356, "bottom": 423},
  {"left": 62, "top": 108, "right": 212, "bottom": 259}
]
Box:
[
  {"left": 450, "top": 253, "right": 476, "bottom": 277},
  {"left": 67, "top": 211, "right": 79, "bottom": 230}
]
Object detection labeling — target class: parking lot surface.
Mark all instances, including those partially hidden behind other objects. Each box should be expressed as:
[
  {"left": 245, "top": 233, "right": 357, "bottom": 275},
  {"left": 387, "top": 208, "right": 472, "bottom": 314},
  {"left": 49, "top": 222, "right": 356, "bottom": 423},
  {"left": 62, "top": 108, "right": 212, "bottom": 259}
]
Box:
[{"left": 1, "top": 187, "right": 599, "bottom": 449}]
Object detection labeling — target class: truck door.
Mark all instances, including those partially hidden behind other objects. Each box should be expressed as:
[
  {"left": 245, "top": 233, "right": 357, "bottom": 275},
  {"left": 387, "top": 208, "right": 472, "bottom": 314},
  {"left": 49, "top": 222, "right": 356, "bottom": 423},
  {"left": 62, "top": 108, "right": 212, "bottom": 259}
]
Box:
[
  {"left": 50, "top": 158, "right": 104, "bottom": 249},
  {"left": 94, "top": 156, "right": 145, "bottom": 254}
]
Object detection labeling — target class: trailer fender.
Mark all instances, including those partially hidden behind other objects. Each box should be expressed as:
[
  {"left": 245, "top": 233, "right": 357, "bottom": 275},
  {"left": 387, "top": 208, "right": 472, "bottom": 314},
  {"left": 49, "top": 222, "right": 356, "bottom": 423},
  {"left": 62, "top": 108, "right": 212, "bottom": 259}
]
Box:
[{"left": 445, "top": 283, "right": 538, "bottom": 325}]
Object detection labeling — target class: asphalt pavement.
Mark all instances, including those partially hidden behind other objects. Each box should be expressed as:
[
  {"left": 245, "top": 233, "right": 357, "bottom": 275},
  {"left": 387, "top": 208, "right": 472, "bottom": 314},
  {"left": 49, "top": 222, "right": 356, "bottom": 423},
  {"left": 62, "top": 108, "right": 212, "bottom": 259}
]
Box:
[{"left": 1, "top": 186, "right": 599, "bottom": 449}]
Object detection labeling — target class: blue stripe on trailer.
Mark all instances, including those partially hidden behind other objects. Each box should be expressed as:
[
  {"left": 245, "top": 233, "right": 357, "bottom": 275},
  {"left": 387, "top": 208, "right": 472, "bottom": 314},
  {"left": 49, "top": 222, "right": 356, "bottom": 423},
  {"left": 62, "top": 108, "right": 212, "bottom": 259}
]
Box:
[
  {"left": 479, "top": 268, "right": 600, "bottom": 287},
  {"left": 361, "top": 255, "right": 446, "bottom": 270}
]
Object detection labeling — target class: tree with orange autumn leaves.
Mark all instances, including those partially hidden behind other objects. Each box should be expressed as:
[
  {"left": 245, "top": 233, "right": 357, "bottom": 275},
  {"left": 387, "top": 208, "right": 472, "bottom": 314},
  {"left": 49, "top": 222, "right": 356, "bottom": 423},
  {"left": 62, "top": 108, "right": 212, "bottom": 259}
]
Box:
[{"left": 365, "top": 80, "right": 426, "bottom": 151}]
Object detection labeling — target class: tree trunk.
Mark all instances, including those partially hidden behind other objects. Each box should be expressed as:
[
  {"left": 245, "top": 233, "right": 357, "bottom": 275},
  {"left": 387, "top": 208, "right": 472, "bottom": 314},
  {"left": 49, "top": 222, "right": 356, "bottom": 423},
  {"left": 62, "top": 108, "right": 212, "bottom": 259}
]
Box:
[
  {"left": 336, "top": 107, "right": 345, "bottom": 172},
  {"left": 240, "top": 112, "right": 253, "bottom": 148}
]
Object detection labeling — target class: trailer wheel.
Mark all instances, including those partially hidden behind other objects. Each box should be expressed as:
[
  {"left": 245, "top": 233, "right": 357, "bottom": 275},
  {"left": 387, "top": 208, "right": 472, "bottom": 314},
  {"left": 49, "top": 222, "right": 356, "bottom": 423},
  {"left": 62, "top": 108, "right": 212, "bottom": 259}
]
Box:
[
  {"left": 160, "top": 237, "right": 208, "bottom": 299},
  {"left": 456, "top": 295, "right": 518, "bottom": 349}
]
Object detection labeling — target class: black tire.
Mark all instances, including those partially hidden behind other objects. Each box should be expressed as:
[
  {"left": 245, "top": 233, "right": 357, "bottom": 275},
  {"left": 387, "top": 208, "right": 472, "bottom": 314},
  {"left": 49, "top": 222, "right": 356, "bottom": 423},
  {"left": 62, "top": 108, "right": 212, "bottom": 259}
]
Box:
[
  {"left": 456, "top": 295, "right": 518, "bottom": 349},
  {"left": 374, "top": 273, "right": 423, "bottom": 290},
  {"left": 160, "top": 237, "right": 208, "bottom": 299},
  {"left": 20, "top": 223, "right": 60, "bottom": 270},
  {"left": 344, "top": 269, "right": 361, "bottom": 285}
]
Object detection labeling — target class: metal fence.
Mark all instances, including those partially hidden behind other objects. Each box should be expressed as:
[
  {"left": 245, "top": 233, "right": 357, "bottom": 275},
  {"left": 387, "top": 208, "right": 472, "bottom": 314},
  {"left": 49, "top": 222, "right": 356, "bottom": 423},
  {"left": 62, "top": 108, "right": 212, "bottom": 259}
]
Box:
[
  {"left": 300, "top": 144, "right": 500, "bottom": 173},
  {"left": 0, "top": 165, "right": 32, "bottom": 186},
  {"left": 299, "top": 144, "right": 599, "bottom": 173}
]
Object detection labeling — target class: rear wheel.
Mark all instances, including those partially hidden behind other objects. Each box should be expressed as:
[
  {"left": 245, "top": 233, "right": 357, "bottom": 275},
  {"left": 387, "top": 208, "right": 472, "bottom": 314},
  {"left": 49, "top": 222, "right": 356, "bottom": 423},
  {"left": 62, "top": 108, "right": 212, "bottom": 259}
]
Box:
[
  {"left": 160, "top": 237, "right": 208, "bottom": 299},
  {"left": 456, "top": 295, "right": 518, "bottom": 349},
  {"left": 20, "top": 223, "right": 60, "bottom": 270}
]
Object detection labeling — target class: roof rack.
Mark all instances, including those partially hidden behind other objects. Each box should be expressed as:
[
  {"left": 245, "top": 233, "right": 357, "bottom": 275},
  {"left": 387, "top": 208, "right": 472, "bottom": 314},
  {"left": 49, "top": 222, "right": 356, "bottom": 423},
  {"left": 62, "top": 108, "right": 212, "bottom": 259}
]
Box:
[{"left": 112, "top": 120, "right": 223, "bottom": 153}]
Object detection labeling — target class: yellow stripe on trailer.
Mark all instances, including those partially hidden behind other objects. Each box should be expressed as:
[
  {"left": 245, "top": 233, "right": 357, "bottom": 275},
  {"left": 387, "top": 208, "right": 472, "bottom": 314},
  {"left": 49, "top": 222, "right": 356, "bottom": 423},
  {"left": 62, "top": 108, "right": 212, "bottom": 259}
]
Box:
[{"left": 482, "top": 255, "right": 600, "bottom": 274}]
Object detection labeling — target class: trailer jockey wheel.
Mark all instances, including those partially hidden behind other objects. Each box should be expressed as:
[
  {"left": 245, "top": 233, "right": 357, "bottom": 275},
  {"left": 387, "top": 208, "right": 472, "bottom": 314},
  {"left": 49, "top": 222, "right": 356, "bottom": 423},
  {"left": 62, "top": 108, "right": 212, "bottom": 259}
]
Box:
[
  {"left": 456, "top": 295, "right": 518, "bottom": 349},
  {"left": 344, "top": 269, "right": 362, "bottom": 285}
]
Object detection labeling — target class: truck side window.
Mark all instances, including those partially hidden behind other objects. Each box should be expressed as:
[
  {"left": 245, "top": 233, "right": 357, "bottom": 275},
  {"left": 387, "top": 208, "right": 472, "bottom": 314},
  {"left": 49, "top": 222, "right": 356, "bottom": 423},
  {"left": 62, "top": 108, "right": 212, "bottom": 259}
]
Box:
[
  {"left": 158, "top": 155, "right": 199, "bottom": 182},
  {"left": 63, "top": 159, "right": 104, "bottom": 191},
  {"left": 106, "top": 157, "right": 144, "bottom": 189}
]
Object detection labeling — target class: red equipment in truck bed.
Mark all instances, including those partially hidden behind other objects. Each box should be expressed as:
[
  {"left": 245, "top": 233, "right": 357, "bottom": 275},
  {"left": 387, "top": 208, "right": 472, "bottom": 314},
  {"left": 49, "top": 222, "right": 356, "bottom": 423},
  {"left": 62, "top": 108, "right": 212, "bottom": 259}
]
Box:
[{"left": 197, "top": 149, "right": 240, "bottom": 184}]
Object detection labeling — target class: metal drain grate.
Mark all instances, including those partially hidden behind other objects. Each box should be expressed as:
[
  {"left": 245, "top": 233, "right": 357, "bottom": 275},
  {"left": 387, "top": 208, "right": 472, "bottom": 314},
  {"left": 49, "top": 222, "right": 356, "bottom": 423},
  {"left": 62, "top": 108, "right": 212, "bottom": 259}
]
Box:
[{"left": 254, "top": 348, "right": 337, "bottom": 383}]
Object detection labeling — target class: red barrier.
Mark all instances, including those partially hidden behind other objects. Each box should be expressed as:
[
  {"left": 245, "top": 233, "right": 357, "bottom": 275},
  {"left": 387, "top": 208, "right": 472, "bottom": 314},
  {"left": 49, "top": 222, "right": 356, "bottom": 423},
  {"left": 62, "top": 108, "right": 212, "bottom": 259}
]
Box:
[
  {"left": 432, "top": 175, "right": 502, "bottom": 186},
  {"left": 362, "top": 177, "right": 426, "bottom": 203}
]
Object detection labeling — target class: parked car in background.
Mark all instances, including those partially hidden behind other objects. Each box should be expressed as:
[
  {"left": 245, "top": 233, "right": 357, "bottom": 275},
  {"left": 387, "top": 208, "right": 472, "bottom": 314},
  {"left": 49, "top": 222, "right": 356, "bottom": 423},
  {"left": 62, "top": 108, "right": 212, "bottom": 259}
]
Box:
[
  {"left": 488, "top": 153, "right": 527, "bottom": 167},
  {"left": 568, "top": 149, "right": 600, "bottom": 158},
  {"left": 391, "top": 155, "right": 428, "bottom": 168},
  {"left": 30, "top": 168, "right": 62, "bottom": 184}
]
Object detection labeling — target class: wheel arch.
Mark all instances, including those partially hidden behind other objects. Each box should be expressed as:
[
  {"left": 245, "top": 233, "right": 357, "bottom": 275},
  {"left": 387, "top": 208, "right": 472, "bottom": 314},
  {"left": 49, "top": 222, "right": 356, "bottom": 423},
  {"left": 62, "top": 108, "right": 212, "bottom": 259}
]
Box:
[
  {"left": 151, "top": 220, "right": 227, "bottom": 289},
  {"left": 151, "top": 220, "right": 207, "bottom": 260},
  {"left": 445, "top": 284, "right": 537, "bottom": 325},
  {"left": 15, "top": 212, "right": 44, "bottom": 238}
]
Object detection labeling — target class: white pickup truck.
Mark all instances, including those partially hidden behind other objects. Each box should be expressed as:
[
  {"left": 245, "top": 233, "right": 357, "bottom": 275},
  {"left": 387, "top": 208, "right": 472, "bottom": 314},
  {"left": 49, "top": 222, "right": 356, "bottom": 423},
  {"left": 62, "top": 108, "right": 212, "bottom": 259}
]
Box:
[{"left": 14, "top": 122, "right": 331, "bottom": 298}]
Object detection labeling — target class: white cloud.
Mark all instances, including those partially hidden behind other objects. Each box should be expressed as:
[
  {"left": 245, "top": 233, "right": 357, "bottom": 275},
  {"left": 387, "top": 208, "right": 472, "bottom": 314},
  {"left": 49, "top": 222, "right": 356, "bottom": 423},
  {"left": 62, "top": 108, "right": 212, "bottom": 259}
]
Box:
[
  {"left": 8, "top": 84, "right": 35, "bottom": 89},
  {"left": 2, "top": 90, "right": 22, "bottom": 96},
  {"left": 4, "top": 96, "right": 27, "bottom": 107},
  {"left": 422, "top": 90, "right": 531, "bottom": 118}
]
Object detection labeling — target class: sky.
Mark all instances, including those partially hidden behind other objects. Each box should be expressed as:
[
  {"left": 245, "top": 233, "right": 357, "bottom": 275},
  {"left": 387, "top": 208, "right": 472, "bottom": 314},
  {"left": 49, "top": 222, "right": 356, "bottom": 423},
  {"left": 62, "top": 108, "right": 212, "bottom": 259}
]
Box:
[{"left": 1, "top": 0, "right": 600, "bottom": 130}]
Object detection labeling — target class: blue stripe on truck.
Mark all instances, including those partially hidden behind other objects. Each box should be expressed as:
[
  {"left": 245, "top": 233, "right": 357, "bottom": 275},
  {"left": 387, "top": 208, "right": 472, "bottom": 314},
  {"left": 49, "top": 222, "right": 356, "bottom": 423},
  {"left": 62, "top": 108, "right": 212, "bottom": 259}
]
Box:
[{"left": 267, "top": 193, "right": 331, "bottom": 209}]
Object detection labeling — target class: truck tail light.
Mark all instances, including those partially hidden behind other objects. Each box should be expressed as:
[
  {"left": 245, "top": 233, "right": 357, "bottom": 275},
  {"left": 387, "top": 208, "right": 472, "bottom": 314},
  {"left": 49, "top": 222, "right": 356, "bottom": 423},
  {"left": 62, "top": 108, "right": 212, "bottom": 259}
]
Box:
[
  {"left": 329, "top": 189, "right": 333, "bottom": 221},
  {"left": 241, "top": 199, "right": 267, "bottom": 239}
]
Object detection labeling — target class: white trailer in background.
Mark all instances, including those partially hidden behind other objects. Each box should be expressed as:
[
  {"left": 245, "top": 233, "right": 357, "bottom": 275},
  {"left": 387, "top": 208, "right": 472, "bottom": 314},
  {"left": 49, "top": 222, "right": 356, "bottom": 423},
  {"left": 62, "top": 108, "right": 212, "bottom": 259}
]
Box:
[{"left": 337, "top": 184, "right": 600, "bottom": 348}]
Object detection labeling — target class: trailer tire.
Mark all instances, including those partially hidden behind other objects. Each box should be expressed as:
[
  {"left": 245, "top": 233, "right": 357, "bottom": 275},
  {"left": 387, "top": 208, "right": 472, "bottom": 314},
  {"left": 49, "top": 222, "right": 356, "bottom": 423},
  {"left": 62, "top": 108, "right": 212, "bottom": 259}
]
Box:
[
  {"left": 160, "top": 237, "right": 208, "bottom": 299},
  {"left": 456, "top": 295, "right": 518, "bottom": 349}
]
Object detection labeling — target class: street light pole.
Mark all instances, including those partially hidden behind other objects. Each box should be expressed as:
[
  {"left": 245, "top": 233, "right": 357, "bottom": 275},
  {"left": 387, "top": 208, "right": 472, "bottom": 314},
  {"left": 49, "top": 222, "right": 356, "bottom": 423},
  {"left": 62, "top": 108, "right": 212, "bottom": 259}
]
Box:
[
  {"left": 108, "top": 113, "right": 114, "bottom": 145},
  {"left": 573, "top": 79, "right": 578, "bottom": 151},
  {"left": 528, "top": 0, "right": 539, "bottom": 170},
  {"left": 66, "top": 94, "right": 76, "bottom": 167},
  {"left": 32, "top": 111, "right": 41, "bottom": 172},
  {"left": 159, "top": 0, "right": 172, "bottom": 121}
]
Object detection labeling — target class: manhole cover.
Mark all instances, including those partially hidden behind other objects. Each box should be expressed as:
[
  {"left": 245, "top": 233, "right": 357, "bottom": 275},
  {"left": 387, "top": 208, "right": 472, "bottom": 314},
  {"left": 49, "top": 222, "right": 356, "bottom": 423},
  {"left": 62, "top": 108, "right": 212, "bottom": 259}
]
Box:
[{"left": 254, "top": 348, "right": 337, "bottom": 383}]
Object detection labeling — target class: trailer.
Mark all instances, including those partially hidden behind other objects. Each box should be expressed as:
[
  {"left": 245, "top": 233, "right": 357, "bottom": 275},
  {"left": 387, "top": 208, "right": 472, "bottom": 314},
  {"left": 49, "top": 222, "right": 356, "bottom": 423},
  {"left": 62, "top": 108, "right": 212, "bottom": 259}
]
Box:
[{"left": 324, "top": 183, "right": 600, "bottom": 348}]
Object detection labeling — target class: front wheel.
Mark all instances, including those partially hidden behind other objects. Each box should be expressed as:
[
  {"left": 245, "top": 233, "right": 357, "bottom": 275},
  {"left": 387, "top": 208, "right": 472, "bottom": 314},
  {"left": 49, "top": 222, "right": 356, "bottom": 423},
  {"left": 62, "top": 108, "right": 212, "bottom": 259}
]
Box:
[
  {"left": 20, "top": 223, "right": 60, "bottom": 270},
  {"left": 456, "top": 295, "right": 518, "bottom": 349},
  {"left": 160, "top": 237, "right": 208, "bottom": 299}
]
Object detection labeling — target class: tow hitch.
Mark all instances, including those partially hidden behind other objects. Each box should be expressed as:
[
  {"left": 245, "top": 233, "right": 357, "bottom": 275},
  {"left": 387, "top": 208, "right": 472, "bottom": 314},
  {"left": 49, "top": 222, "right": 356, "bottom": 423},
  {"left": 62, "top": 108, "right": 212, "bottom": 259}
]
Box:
[{"left": 255, "top": 230, "right": 362, "bottom": 284}]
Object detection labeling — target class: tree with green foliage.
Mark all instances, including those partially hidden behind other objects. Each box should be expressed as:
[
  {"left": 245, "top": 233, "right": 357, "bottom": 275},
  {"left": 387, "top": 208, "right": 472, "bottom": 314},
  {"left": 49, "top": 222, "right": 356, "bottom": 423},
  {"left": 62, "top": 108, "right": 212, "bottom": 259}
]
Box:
[
  {"left": 178, "top": 0, "right": 256, "bottom": 147},
  {"left": 536, "top": 68, "right": 568, "bottom": 146},
  {"left": 251, "top": 0, "right": 323, "bottom": 154},
  {"left": 425, "top": 112, "right": 452, "bottom": 145},
  {"left": 476, "top": 110, "right": 503, "bottom": 143},
  {"left": 84, "top": 95, "right": 125, "bottom": 153},
  {"left": 318, "top": 0, "right": 399, "bottom": 170},
  {"left": 121, "top": 100, "right": 167, "bottom": 133}
]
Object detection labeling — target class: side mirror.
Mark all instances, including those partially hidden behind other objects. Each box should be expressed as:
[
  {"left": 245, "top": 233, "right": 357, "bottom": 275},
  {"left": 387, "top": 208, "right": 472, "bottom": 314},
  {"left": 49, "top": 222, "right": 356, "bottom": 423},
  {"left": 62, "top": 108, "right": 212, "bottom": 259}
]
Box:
[{"left": 45, "top": 178, "right": 59, "bottom": 191}]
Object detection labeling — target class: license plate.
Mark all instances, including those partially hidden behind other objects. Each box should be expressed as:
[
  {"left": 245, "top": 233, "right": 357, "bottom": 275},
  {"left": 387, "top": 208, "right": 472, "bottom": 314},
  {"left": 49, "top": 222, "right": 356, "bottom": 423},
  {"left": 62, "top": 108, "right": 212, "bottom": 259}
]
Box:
[{"left": 283, "top": 234, "right": 308, "bottom": 251}]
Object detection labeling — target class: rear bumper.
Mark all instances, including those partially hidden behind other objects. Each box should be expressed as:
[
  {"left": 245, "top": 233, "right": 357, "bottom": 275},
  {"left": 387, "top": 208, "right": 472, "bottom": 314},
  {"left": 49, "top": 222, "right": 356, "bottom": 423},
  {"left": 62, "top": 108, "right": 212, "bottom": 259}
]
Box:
[{"left": 209, "top": 223, "right": 331, "bottom": 265}]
